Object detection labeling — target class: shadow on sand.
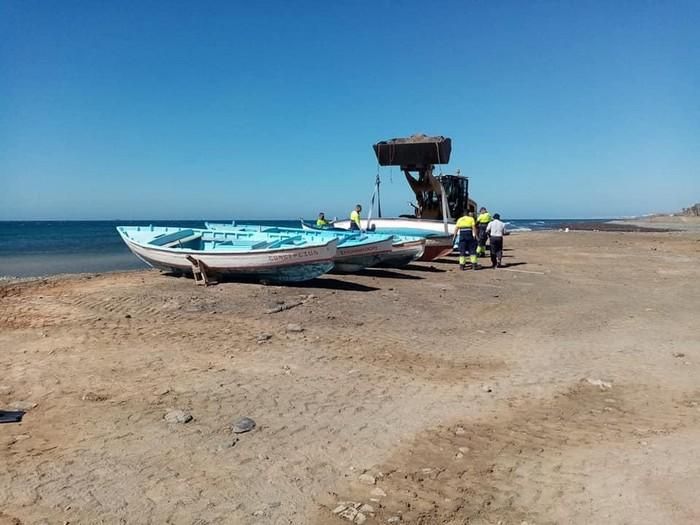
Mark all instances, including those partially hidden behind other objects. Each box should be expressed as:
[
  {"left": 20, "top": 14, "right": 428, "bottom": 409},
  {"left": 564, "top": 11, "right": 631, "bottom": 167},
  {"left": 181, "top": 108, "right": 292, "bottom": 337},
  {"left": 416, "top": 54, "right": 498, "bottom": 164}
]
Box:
[
  {"left": 287, "top": 277, "right": 381, "bottom": 292},
  {"left": 431, "top": 257, "right": 458, "bottom": 265},
  {"left": 401, "top": 264, "right": 446, "bottom": 273},
  {"left": 161, "top": 271, "right": 381, "bottom": 292},
  {"left": 358, "top": 268, "right": 424, "bottom": 280},
  {"left": 500, "top": 261, "right": 527, "bottom": 268}
]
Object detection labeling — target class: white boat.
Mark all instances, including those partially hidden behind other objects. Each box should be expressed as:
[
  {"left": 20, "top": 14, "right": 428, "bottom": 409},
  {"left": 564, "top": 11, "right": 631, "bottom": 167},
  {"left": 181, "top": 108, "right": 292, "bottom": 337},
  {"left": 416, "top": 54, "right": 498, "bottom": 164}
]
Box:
[{"left": 117, "top": 226, "right": 337, "bottom": 283}]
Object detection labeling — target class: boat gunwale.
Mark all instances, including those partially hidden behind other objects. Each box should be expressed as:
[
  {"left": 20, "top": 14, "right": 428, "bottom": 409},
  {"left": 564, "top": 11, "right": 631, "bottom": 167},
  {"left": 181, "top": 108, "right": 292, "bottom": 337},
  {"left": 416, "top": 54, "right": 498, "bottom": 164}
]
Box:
[{"left": 116, "top": 227, "right": 338, "bottom": 257}]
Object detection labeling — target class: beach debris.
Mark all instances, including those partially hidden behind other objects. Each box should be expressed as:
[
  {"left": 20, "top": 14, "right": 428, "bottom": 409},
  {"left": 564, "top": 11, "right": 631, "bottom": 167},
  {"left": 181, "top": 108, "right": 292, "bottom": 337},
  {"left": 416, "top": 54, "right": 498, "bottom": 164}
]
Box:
[
  {"left": 265, "top": 301, "right": 303, "bottom": 314},
  {"left": 164, "top": 409, "right": 193, "bottom": 424},
  {"left": 232, "top": 416, "right": 256, "bottom": 434},
  {"left": 332, "top": 502, "right": 370, "bottom": 524},
  {"left": 256, "top": 333, "right": 272, "bottom": 343},
  {"left": 584, "top": 378, "right": 613, "bottom": 390},
  {"left": 156, "top": 387, "right": 171, "bottom": 396},
  {"left": 285, "top": 323, "right": 304, "bottom": 333},
  {"left": 673, "top": 352, "right": 686, "bottom": 358},
  {"left": 81, "top": 391, "right": 108, "bottom": 402},
  {"left": 0, "top": 411, "right": 25, "bottom": 424},
  {"left": 370, "top": 487, "right": 386, "bottom": 497},
  {"left": 358, "top": 473, "right": 376, "bottom": 485},
  {"left": 387, "top": 517, "right": 401, "bottom": 523},
  {"left": 454, "top": 426, "right": 466, "bottom": 436}
]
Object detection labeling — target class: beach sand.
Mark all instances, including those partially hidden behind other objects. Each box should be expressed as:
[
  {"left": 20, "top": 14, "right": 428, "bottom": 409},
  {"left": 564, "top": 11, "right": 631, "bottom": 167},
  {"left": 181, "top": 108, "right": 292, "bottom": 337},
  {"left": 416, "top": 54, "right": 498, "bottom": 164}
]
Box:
[{"left": 1, "top": 231, "right": 699, "bottom": 524}]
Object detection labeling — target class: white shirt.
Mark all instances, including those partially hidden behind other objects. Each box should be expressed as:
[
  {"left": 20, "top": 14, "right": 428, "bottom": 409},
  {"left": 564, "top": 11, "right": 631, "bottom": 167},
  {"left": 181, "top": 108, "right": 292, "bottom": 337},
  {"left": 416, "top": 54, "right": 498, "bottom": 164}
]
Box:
[{"left": 486, "top": 219, "right": 507, "bottom": 237}]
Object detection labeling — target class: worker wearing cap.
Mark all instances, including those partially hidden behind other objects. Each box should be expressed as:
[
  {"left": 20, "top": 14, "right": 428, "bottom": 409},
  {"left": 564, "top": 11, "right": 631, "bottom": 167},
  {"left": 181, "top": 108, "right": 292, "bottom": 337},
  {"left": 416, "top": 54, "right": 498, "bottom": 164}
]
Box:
[
  {"left": 316, "top": 212, "right": 330, "bottom": 228},
  {"left": 453, "top": 213, "right": 478, "bottom": 270},
  {"left": 486, "top": 213, "right": 507, "bottom": 268},
  {"left": 349, "top": 204, "right": 362, "bottom": 231},
  {"left": 476, "top": 207, "right": 492, "bottom": 257}
]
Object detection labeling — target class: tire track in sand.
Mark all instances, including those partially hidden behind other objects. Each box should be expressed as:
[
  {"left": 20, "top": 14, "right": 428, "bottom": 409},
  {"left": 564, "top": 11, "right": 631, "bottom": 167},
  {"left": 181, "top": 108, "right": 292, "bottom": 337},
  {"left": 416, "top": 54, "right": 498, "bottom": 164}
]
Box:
[{"left": 319, "top": 382, "right": 698, "bottom": 524}]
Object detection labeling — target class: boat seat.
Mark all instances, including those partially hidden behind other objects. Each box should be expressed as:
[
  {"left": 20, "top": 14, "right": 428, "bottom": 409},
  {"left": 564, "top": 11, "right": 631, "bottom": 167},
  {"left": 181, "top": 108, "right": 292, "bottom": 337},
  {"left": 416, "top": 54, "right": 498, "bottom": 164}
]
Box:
[
  {"left": 149, "top": 229, "right": 201, "bottom": 247},
  {"left": 266, "top": 236, "right": 301, "bottom": 249},
  {"left": 203, "top": 239, "right": 270, "bottom": 250}
]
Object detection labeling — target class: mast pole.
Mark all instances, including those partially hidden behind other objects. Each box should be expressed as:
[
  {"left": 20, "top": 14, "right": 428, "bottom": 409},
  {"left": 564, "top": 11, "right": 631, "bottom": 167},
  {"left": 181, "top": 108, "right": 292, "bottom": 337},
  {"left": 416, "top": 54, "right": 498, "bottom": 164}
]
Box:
[{"left": 376, "top": 173, "right": 382, "bottom": 218}]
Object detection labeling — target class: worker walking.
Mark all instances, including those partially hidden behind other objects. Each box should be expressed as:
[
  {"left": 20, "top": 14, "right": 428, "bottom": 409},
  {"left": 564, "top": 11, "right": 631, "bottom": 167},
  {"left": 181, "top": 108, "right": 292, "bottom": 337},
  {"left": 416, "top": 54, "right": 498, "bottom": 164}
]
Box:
[
  {"left": 486, "top": 213, "right": 507, "bottom": 268},
  {"left": 453, "top": 213, "right": 479, "bottom": 270},
  {"left": 476, "top": 207, "right": 492, "bottom": 257},
  {"left": 349, "top": 204, "right": 362, "bottom": 231}
]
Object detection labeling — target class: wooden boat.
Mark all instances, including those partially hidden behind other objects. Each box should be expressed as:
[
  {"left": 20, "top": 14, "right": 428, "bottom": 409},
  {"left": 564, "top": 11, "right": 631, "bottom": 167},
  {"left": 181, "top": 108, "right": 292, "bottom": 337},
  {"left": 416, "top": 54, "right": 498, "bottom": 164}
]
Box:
[
  {"left": 205, "top": 222, "right": 394, "bottom": 273},
  {"left": 299, "top": 221, "right": 426, "bottom": 267},
  {"left": 117, "top": 226, "right": 336, "bottom": 283}
]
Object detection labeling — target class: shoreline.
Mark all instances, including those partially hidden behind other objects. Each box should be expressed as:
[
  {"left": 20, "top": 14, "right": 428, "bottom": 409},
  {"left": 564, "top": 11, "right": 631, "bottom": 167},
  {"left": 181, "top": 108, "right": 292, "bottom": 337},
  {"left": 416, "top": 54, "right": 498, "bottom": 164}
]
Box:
[{"left": 2, "top": 224, "right": 697, "bottom": 280}]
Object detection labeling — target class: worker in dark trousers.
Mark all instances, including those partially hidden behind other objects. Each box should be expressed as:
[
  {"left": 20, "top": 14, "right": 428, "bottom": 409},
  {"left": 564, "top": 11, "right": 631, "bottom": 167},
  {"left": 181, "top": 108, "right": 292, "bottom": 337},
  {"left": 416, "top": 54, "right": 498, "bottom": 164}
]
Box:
[
  {"left": 453, "top": 213, "right": 479, "bottom": 270},
  {"left": 476, "top": 207, "right": 492, "bottom": 257},
  {"left": 486, "top": 213, "right": 507, "bottom": 268}
]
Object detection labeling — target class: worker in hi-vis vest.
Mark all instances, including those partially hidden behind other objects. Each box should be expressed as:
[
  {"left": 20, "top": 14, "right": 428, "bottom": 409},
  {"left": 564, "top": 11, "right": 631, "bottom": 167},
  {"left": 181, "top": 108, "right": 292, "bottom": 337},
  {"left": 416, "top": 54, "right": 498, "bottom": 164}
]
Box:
[
  {"left": 453, "top": 212, "right": 479, "bottom": 270},
  {"left": 316, "top": 212, "right": 331, "bottom": 228},
  {"left": 476, "top": 207, "right": 492, "bottom": 257},
  {"left": 349, "top": 204, "right": 362, "bottom": 231}
]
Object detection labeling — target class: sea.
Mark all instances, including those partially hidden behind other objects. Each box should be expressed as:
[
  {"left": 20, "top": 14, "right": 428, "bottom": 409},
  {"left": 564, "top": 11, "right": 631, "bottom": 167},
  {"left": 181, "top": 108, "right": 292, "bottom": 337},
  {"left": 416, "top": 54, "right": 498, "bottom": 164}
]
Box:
[{"left": 0, "top": 219, "right": 606, "bottom": 278}]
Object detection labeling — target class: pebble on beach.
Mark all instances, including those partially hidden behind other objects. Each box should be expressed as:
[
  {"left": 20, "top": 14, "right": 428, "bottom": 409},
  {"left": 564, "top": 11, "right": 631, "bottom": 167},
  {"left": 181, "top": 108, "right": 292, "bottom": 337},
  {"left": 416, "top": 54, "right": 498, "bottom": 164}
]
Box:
[
  {"left": 358, "top": 473, "right": 376, "bottom": 485},
  {"left": 164, "top": 409, "right": 193, "bottom": 424},
  {"left": 232, "top": 416, "right": 256, "bottom": 434},
  {"left": 81, "top": 391, "right": 108, "bottom": 402}
]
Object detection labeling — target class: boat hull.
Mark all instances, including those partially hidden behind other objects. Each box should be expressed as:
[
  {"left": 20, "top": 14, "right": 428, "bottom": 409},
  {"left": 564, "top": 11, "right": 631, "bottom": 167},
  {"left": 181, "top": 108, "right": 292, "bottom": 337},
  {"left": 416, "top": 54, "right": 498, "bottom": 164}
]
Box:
[
  {"left": 300, "top": 222, "right": 425, "bottom": 267},
  {"left": 332, "top": 218, "right": 454, "bottom": 261},
  {"left": 205, "top": 222, "right": 394, "bottom": 274},
  {"left": 118, "top": 229, "right": 336, "bottom": 283},
  {"left": 420, "top": 236, "right": 455, "bottom": 261},
  {"left": 376, "top": 238, "right": 425, "bottom": 267}
]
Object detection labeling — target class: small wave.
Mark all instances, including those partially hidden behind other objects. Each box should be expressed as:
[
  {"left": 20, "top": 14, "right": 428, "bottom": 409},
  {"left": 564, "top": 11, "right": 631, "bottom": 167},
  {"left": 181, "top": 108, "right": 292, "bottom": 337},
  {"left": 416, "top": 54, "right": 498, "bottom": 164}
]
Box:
[{"left": 504, "top": 222, "right": 532, "bottom": 233}]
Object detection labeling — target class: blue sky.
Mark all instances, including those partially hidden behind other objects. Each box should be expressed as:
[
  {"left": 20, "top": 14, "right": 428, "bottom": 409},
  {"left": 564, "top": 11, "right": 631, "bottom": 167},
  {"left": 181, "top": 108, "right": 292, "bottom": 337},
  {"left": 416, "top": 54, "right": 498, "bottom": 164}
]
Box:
[{"left": 1, "top": 0, "right": 698, "bottom": 220}]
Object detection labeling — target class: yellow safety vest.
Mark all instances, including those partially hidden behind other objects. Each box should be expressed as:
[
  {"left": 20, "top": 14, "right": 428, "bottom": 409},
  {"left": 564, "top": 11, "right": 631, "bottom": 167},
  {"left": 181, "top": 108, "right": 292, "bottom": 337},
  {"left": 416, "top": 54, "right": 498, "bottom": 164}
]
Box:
[
  {"left": 477, "top": 212, "right": 492, "bottom": 224},
  {"left": 350, "top": 210, "right": 361, "bottom": 226},
  {"left": 316, "top": 218, "right": 329, "bottom": 227},
  {"left": 456, "top": 215, "right": 476, "bottom": 229}
]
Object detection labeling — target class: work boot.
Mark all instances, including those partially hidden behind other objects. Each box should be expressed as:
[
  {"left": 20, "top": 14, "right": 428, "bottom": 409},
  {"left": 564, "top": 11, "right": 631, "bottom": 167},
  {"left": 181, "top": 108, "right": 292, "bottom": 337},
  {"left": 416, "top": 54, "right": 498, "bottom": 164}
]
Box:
[{"left": 459, "top": 264, "right": 465, "bottom": 271}]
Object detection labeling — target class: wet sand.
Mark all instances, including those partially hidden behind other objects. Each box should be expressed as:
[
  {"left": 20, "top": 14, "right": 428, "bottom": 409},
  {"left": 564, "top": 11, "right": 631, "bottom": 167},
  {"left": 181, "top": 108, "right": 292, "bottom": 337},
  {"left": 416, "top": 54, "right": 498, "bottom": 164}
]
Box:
[{"left": 1, "top": 231, "right": 700, "bottom": 525}]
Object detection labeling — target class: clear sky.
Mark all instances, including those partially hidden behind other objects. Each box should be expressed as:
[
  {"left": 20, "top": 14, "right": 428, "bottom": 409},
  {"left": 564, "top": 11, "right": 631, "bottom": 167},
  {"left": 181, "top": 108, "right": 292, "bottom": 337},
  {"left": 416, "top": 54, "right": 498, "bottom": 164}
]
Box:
[{"left": 2, "top": 0, "right": 698, "bottom": 220}]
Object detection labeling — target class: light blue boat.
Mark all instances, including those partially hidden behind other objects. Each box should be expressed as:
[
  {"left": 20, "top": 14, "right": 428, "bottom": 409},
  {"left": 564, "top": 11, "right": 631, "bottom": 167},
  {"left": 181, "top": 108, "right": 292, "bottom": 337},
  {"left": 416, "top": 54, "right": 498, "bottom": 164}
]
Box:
[
  {"left": 117, "top": 225, "right": 337, "bottom": 283},
  {"left": 205, "top": 222, "right": 395, "bottom": 273},
  {"left": 298, "top": 221, "right": 428, "bottom": 267}
]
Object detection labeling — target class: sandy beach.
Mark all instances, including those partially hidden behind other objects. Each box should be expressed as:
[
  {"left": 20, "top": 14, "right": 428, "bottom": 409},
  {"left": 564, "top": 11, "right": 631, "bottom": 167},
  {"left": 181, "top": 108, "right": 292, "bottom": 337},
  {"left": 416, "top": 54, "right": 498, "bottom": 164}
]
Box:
[{"left": 1, "top": 230, "right": 699, "bottom": 525}]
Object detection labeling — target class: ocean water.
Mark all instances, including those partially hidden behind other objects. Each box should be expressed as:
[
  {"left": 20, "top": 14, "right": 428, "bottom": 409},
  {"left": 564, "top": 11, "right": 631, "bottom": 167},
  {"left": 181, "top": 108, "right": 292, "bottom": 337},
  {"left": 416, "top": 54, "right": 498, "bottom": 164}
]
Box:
[{"left": 0, "top": 219, "right": 603, "bottom": 278}]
